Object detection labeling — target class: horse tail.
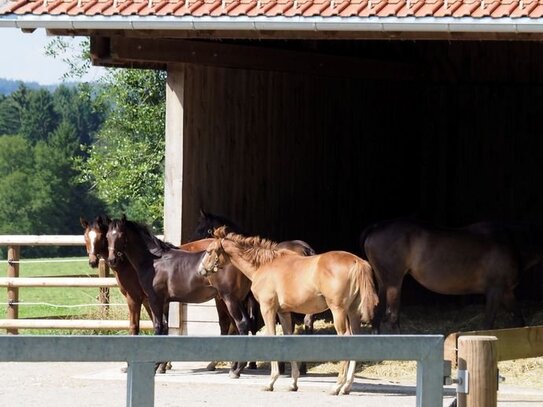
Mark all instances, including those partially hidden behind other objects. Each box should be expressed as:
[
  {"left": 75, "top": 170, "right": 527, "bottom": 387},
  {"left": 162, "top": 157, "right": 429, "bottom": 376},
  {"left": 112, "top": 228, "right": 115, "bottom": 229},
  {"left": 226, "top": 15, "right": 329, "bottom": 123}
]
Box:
[
  {"left": 355, "top": 259, "right": 378, "bottom": 323},
  {"left": 358, "top": 224, "right": 376, "bottom": 260}
]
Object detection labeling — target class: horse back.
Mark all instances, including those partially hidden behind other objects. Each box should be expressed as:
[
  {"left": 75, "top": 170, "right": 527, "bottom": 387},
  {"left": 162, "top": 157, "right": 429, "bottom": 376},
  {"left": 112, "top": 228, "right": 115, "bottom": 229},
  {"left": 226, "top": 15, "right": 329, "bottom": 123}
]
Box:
[{"left": 362, "top": 218, "right": 519, "bottom": 294}]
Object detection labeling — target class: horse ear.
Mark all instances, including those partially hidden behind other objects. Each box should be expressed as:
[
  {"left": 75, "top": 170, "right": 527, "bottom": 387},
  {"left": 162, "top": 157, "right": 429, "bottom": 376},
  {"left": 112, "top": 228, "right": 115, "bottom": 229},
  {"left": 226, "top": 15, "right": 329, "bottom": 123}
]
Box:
[
  {"left": 199, "top": 208, "right": 207, "bottom": 218},
  {"left": 80, "top": 217, "right": 89, "bottom": 229},
  {"left": 97, "top": 215, "right": 110, "bottom": 226}
]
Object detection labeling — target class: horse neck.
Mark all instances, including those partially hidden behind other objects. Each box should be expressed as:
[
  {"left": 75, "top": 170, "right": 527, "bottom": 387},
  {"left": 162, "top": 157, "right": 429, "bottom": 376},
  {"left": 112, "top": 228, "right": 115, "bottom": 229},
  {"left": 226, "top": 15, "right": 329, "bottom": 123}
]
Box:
[
  {"left": 222, "top": 238, "right": 281, "bottom": 280},
  {"left": 222, "top": 240, "right": 260, "bottom": 281},
  {"left": 122, "top": 226, "right": 154, "bottom": 270}
]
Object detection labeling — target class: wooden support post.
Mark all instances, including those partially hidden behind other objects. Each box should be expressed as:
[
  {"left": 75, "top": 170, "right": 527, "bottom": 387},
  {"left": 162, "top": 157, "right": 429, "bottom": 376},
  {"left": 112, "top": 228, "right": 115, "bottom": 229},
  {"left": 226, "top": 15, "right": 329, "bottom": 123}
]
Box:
[
  {"left": 457, "top": 335, "right": 498, "bottom": 407},
  {"left": 165, "top": 63, "right": 186, "bottom": 336},
  {"left": 98, "top": 258, "right": 110, "bottom": 317},
  {"left": 7, "top": 245, "right": 20, "bottom": 335}
]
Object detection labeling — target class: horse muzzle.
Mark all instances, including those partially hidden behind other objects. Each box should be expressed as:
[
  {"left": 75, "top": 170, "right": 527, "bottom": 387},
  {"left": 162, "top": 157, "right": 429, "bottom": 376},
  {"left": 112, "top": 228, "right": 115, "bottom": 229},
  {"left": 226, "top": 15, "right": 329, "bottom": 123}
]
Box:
[{"left": 198, "top": 264, "right": 219, "bottom": 276}]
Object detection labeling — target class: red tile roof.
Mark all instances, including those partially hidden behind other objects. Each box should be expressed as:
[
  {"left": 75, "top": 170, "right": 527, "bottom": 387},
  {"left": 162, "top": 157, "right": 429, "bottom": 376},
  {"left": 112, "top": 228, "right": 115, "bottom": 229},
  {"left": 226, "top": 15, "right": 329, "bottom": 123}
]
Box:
[{"left": 1, "top": 0, "right": 542, "bottom": 18}]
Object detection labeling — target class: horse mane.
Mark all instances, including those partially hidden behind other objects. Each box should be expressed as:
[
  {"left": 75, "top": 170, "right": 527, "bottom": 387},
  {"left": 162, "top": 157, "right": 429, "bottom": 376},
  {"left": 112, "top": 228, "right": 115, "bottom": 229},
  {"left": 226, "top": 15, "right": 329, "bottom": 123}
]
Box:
[
  {"left": 121, "top": 219, "right": 176, "bottom": 257},
  {"left": 213, "top": 226, "right": 285, "bottom": 268}
]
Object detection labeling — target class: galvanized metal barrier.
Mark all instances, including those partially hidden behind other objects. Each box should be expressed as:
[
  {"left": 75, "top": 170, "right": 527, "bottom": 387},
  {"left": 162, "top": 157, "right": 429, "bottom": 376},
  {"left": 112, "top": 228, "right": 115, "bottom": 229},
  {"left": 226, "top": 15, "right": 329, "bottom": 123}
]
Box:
[{"left": 0, "top": 334, "right": 444, "bottom": 407}]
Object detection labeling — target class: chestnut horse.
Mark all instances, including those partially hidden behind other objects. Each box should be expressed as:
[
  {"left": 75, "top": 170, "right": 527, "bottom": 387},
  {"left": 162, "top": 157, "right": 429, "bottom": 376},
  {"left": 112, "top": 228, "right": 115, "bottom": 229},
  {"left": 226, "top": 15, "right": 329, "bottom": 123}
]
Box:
[
  {"left": 360, "top": 218, "right": 525, "bottom": 333},
  {"left": 199, "top": 227, "right": 378, "bottom": 395}
]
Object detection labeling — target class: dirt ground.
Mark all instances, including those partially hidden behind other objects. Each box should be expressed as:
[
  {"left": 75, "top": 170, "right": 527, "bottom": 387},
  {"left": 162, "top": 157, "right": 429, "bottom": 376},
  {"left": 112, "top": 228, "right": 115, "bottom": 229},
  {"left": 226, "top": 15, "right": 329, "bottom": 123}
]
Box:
[{"left": 1, "top": 361, "right": 543, "bottom": 407}]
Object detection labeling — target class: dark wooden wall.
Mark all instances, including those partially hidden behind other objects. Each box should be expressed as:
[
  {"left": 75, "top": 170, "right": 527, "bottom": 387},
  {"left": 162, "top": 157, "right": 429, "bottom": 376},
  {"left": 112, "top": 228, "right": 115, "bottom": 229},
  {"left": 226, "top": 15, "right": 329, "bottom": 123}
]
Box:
[{"left": 179, "top": 41, "right": 543, "bottom": 299}]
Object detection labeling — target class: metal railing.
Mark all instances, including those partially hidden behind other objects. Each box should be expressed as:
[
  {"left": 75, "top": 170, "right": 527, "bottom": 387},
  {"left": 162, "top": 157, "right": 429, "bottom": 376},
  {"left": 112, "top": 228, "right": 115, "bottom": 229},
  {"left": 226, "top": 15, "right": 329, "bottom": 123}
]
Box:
[{"left": 0, "top": 334, "right": 445, "bottom": 407}]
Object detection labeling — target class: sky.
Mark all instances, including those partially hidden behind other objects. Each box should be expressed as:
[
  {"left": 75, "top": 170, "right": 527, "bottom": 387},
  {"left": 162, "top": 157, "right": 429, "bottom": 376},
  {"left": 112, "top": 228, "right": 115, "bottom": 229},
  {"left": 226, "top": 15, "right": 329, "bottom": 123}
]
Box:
[{"left": 0, "top": 27, "right": 105, "bottom": 85}]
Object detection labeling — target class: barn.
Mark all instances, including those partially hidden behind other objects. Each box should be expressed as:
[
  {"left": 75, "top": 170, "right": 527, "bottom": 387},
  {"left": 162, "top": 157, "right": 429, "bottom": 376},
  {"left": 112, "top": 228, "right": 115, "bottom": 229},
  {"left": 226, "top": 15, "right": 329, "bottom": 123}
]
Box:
[{"left": 1, "top": 0, "right": 543, "bottom": 330}]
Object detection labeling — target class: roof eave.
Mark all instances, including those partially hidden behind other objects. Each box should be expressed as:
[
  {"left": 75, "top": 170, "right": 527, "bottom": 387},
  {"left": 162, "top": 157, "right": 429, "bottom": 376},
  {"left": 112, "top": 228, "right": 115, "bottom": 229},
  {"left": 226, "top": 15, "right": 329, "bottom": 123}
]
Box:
[{"left": 1, "top": 15, "right": 543, "bottom": 33}]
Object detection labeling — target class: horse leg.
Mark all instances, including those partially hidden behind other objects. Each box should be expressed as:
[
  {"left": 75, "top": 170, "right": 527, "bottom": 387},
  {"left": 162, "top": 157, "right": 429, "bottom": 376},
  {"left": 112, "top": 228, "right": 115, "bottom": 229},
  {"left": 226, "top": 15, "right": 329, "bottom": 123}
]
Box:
[
  {"left": 246, "top": 293, "right": 261, "bottom": 369},
  {"left": 385, "top": 284, "right": 402, "bottom": 333},
  {"left": 501, "top": 288, "right": 525, "bottom": 328},
  {"left": 328, "top": 306, "right": 351, "bottom": 395},
  {"left": 261, "top": 306, "right": 280, "bottom": 392},
  {"left": 208, "top": 298, "right": 233, "bottom": 372},
  {"left": 338, "top": 309, "right": 362, "bottom": 395},
  {"left": 278, "top": 312, "right": 299, "bottom": 392},
  {"left": 483, "top": 287, "right": 503, "bottom": 329},
  {"left": 222, "top": 297, "right": 251, "bottom": 378},
  {"left": 372, "top": 282, "right": 387, "bottom": 334}
]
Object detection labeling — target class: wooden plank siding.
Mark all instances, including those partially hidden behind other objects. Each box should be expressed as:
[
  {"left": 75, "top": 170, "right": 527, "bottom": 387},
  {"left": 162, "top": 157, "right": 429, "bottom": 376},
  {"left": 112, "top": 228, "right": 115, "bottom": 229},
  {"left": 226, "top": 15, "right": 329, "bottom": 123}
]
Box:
[
  {"left": 180, "top": 63, "right": 543, "bottom": 248},
  {"left": 177, "top": 60, "right": 543, "bottom": 303}
]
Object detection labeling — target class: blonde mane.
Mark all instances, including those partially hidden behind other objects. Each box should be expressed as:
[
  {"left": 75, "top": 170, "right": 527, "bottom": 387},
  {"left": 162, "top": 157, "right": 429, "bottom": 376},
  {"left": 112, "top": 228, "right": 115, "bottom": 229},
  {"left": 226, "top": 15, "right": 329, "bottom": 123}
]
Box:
[{"left": 213, "top": 226, "right": 285, "bottom": 268}]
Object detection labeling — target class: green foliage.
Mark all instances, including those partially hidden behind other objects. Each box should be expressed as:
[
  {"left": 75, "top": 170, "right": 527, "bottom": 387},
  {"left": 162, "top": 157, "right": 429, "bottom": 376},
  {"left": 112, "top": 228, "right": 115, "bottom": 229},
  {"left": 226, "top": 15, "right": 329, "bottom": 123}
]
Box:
[
  {"left": 77, "top": 69, "right": 166, "bottom": 228},
  {"left": 0, "top": 82, "right": 107, "bottom": 257}
]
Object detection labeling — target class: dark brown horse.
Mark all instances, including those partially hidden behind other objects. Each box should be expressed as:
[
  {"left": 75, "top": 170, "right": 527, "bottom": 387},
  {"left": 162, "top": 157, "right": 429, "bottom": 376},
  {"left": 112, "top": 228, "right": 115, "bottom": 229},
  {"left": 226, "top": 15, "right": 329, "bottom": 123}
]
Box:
[
  {"left": 82, "top": 215, "right": 240, "bottom": 375},
  {"left": 360, "top": 218, "right": 525, "bottom": 333},
  {"left": 199, "top": 227, "right": 378, "bottom": 395}
]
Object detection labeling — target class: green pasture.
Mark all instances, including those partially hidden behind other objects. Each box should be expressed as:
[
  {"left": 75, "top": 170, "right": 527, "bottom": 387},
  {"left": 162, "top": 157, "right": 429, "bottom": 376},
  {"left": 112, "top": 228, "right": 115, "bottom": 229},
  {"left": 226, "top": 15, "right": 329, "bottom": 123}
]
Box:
[{"left": 1, "top": 257, "right": 141, "bottom": 334}]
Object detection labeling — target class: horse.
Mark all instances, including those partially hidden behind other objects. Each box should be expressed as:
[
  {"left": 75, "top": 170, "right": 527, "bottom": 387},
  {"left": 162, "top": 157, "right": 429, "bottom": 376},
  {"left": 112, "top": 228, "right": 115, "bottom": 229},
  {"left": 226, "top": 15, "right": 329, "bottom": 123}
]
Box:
[
  {"left": 192, "top": 209, "right": 319, "bottom": 374},
  {"left": 360, "top": 218, "right": 525, "bottom": 333},
  {"left": 82, "top": 215, "right": 239, "bottom": 374},
  {"left": 199, "top": 227, "right": 378, "bottom": 395},
  {"left": 193, "top": 209, "right": 319, "bottom": 334},
  {"left": 81, "top": 215, "right": 154, "bottom": 336},
  {"left": 107, "top": 215, "right": 315, "bottom": 378}
]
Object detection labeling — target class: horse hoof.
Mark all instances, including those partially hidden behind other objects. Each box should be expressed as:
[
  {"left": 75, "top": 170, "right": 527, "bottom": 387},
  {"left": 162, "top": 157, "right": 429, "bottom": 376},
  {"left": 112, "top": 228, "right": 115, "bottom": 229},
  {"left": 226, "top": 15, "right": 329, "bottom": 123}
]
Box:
[
  {"left": 262, "top": 386, "right": 274, "bottom": 392},
  {"left": 229, "top": 371, "right": 241, "bottom": 379},
  {"left": 206, "top": 362, "right": 217, "bottom": 371},
  {"left": 248, "top": 362, "right": 258, "bottom": 370},
  {"left": 166, "top": 362, "right": 173, "bottom": 371},
  {"left": 289, "top": 385, "right": 298, "bottom": 392},
  {"left": 328, "top": 387, "right": 341, "bottom": 396}
]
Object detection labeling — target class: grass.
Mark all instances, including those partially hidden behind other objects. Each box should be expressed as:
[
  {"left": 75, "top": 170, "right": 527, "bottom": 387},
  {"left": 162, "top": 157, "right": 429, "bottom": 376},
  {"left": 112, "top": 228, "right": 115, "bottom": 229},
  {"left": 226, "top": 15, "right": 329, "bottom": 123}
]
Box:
[{"left": 1, "top": 256, "right": 142, "bottom": 334}]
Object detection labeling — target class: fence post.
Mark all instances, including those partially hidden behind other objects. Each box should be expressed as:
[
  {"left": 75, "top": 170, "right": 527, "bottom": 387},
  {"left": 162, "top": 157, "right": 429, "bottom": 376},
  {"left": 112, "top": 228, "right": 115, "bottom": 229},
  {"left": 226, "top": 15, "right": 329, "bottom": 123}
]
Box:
[
  {"left": 98, "top": 259, "right": 110, "bottom": 316},
  {"left": 457, "top": 335, "right": 498, "bottom": 407},
  {"left": 7, "top": 245, "right": 20, "bottom": 335}
]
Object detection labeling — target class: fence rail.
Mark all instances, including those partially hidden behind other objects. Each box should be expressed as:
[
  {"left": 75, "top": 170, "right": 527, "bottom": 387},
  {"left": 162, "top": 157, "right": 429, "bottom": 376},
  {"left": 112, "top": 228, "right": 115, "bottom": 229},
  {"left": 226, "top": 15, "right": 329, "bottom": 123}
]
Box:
[
  {"left": 1, "top": 235, "right": 114, "bottom": 334},
  {"left": 0, "top": 334, "right": 445, "bottom": 407}
]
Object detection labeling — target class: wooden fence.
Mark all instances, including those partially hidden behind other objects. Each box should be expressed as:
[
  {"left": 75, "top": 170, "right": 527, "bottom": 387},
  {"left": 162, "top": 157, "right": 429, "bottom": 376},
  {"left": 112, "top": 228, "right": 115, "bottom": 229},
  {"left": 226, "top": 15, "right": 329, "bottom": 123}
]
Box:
[{"left": 0, "top": 235, "right": 155, "bottom": 334}]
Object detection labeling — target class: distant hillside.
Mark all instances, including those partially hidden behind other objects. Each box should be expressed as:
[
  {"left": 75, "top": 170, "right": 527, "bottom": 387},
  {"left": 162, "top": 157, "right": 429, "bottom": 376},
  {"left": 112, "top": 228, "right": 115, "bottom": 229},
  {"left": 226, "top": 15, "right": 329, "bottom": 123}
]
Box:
[{"left": 0, "top": 78, "right": 70, "bottom": 95}]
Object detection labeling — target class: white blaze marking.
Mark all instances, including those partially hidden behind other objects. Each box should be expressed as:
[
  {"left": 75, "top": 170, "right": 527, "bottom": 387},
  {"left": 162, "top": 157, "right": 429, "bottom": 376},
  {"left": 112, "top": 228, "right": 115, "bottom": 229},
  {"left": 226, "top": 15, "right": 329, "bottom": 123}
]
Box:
[{"left": 88, "top": 230, "right": 97, "bottom": 254}]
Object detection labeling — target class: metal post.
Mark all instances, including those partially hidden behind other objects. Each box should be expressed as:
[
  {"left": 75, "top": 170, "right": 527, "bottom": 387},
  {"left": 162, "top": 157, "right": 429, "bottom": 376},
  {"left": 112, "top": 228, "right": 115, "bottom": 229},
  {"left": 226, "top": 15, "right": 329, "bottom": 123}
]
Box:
[
  {"left": 416, "top": 338, "right": 444, "bottom": 407},
  {"left": 7, "top": 245, "right": 20, "bottom": 335},
  {"left": 126, "top": 361, "right": 156, "bottom": 407}
]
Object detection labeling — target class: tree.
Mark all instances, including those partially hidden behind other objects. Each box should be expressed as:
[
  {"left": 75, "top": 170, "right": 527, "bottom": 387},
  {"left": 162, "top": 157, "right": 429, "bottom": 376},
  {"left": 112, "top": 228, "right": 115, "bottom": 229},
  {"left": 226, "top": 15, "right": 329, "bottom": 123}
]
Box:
[
  {"left": 78, "top": 69, "right": 166, "bottom": 229},
  {"left": 19, "top": 88, "right": 59, "bottom": 144},
  {"left": 0, "top": 135, "right": 34, "bottom": 234}
]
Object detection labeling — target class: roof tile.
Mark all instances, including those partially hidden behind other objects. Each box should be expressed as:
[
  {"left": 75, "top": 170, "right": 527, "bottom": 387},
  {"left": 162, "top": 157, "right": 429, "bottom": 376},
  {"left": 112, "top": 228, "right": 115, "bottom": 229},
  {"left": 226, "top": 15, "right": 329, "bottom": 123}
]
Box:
[{"left": 2, "top": 0, "right": 543, "bottom": 19}]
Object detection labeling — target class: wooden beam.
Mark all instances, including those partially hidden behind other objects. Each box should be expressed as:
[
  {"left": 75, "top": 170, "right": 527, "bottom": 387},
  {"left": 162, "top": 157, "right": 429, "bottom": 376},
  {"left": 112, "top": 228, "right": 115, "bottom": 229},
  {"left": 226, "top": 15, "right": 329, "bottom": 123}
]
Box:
[
  {"left": 103, "top": 37, "right": 419, "bottom": 80},
  {"left": 55, "top": 28, "right": 543, "bottom": 42},
  {"left": 445, "top": 325, "right": 543, "bottom": 366}
]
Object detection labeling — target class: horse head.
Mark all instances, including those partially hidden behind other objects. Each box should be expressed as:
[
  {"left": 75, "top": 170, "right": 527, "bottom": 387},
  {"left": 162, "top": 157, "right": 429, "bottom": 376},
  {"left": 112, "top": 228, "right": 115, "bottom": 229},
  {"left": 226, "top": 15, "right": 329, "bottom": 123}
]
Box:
[
  {"left": 81, "top": 215, "right": 111, "bottom": 268},
  {"left": 198, "top": 231, "right": 229, "bottom": 276},
  {"left": 106, "top": 214, "right": 129, "bottom": 268},
  {"left": 191, "top": 209, "right": 243, "bottom": 241}
]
